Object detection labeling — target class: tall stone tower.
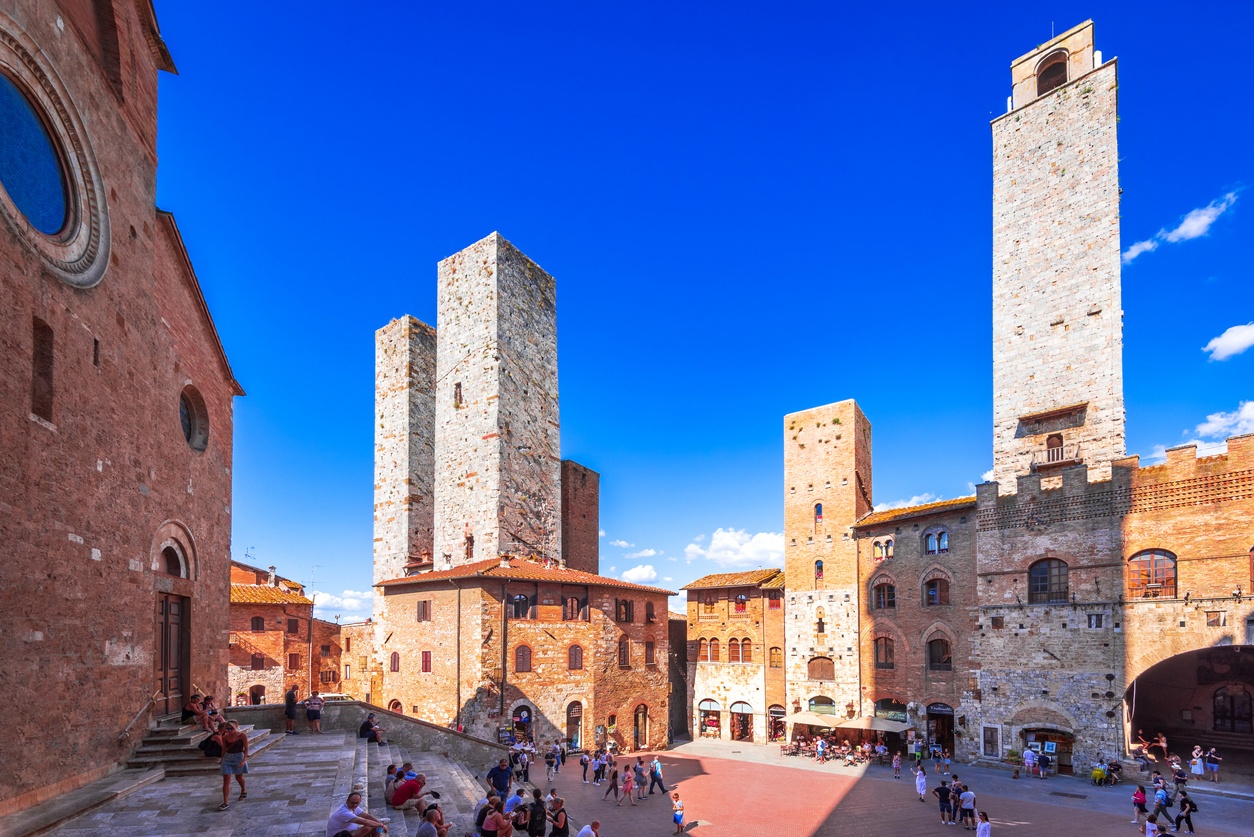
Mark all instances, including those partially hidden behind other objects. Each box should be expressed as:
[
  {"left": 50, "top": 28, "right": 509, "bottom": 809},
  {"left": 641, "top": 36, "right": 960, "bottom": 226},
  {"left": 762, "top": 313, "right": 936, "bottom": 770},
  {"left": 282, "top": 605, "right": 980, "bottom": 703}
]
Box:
[
  {"left": 782, "top": 400, "right": 872, "bottom": 718},
  {"left": 373, "top": 316, "right": 438, "bottom": 583},
  {"left": 990, "top": 20, "right": 1124, "bottom": 487},
  {"left": 434, "top": 232, "right": 562, "bottom": 568}
]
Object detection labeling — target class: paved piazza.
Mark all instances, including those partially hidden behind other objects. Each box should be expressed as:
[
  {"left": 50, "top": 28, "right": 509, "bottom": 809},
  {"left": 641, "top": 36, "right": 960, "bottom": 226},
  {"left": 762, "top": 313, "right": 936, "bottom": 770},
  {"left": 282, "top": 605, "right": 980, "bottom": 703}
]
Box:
[{"left": 49, "top": 735, "right": 1251, "bottom": 836}]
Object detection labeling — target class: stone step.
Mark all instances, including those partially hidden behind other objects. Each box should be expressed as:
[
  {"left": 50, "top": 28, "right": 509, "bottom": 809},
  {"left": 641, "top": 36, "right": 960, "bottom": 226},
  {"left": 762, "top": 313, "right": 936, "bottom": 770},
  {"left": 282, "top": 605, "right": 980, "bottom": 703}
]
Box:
[
  {"left": 159, "top": 730, "right": 283, "bottom": 776},
  {"left": 0, "top": 768, "right": 164, "bottom": 837},
  {"left": 126, "top": 727, "right": 271, "bottom": 771},
  {"left": 367, "top": 736, "right": 410, "bottom": 837}
]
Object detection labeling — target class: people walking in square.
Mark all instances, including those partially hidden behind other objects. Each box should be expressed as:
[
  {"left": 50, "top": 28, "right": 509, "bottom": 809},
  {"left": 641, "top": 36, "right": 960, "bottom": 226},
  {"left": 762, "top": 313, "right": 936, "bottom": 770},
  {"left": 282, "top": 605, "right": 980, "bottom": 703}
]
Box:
[
  {"left": 649, "top": 755, "right": 667, "bottom": 795},
  {"left": 217, "top": 720, "right": 249, "bottom": 810},
  {"left": 1131, "top": 784, "right": 1148, "bottom": 825},
  {"left": 1022, "top": 748, "right": 1036, "bottom": 777},
  {"left": 943, "top": 749, "right": 952, "bottom": 775},
  {"left": 914, "top": 765, "right": 928, "bottom": 801},
  {"left": 1144, "top": 813, "right": 1162, "bottom": 837},
  {"left": 892, "top": 751, "right": 902, "bottom": 778},
  {"left": 634, "top": 758, "right": 648, "bottom": 800},
  {"left": 616, "top": 767, "right": 636, "bottom": 806},
  {"left": 580, "top": 752, "right": 590, "bottom": 783},
  {"left": 932, "top": 780, "right": 954, "bottom": 825},
  {"left": 1172, "top": 790, "right": 1197, "bottom": 834},
  {"left": 957, "top": 786, "right": 976, "bottom": 830},
  {"left": 487, "top": 758, "right": 514, "bottom": 799},
  {"left": 671, "top": 791, "right": 685, "bottom": 835},
  {"left": 601, "top": 767, "right": 619, "bottom": 801}
]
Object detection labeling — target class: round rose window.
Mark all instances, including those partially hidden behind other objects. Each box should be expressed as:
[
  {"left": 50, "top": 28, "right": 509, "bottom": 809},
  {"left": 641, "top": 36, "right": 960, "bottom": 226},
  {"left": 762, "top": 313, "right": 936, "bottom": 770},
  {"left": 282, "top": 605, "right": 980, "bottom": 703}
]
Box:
[{"left": 0, "top": 72, "right": 66, "bottom": 235}]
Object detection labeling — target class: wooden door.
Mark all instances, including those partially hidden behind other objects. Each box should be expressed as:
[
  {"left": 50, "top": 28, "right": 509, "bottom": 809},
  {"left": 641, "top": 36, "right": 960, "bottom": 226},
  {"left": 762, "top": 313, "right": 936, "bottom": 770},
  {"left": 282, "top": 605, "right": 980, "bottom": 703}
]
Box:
[{"left": 155, "top": 594, "right": 188, "bottom": 715}]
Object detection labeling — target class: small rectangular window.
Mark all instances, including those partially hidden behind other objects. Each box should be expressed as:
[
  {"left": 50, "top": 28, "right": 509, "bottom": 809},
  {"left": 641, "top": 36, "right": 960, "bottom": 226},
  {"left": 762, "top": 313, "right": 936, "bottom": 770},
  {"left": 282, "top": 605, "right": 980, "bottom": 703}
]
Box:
[
  {"left": 344, "top": 664, "right": 351, "bottom": 679},
  {"left": 990, "top": 616, "right": 1005, "bottom": 629},
  {"left": 1087, "top": 614, "right": 1104, "bottom": 629},
  {"left": 287, "top": 618, "right": 299, "bottom": 635},
  {"left": 422, "top": 650, "right": 432, "bottom": 673},
  {"left": 417, "top": 599, "right": 431, "bottom": 622},
  {"left": 31, "top": 318, "right": 54, "bottom": 421},
  {"left": 92, "top": 338, "right": 100, "bottom": 367},
  {"left": 768, "top": 592, "right": 781, "bottom": 610},
  {"left": 1206, "top": 611, "right": 1227, "bottom": 628},
  {"left": 454, "top": 382, "right": 462, "bottom": 408},
  {"left": 320, "top": 644, "right": 331, "bottom": 657},
  {"left": 345, "top": 637, "right": 351, "bottom": 653},
  {"left": 645, "top": 641, "right": 656, "bottom": 665},
  {"left": 288, "top": 653, "right": 301, "bottom": 669}
]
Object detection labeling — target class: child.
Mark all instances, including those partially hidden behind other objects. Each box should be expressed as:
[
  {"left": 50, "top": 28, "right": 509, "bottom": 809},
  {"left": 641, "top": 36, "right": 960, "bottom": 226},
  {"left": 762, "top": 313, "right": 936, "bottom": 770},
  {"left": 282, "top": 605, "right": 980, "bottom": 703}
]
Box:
[
  {"left": 893, "top": 751, "right": 903, "bottom": 778},
  {"left": 671, "top": 791, "right": 685, "bottom": 835}
]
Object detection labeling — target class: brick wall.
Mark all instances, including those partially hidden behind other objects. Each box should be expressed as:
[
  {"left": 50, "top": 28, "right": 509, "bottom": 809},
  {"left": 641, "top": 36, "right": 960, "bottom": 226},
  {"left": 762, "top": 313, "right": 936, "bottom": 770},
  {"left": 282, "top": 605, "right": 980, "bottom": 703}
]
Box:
[
  {"left": 340, "top": 620, "right": 381, "bottom": 703},
  {"left": 0, "top": 1, "right": 237, "bottom": 812},
  {"left": 561, "top": 460, "right": 600, "bottom": 574},
  {"left": 227, "top": 602, "right": 315, "bottom": 703}
]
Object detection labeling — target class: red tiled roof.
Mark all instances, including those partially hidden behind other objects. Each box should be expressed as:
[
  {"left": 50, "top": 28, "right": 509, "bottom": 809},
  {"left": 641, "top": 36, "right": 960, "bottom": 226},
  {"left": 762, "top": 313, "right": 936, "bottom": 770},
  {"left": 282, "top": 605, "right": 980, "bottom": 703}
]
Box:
[
  {"left": 376, "top": 557, "right": 675, "bottom": 595},
  {"left": 854, "top": 496, "right": 977, "bottom": 528},
  {"left": 681, "top": 568, "right": 783, "bottom": 591},
  {"left": 759, "top": 571, "right": 787, "bottom": 590},
  {"left": 230, "top": 584, "right": 313, "bottom": 605}
]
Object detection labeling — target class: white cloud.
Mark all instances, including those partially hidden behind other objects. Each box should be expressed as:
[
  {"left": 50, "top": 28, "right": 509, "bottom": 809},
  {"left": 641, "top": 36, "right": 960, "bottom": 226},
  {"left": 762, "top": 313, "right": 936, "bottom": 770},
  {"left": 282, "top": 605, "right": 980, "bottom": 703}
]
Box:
[
  {"left": 670, "top": 590, "right": 688, "bottom": 607},
  {"left": 692, "top": 534, "right": 705, "bottom": 543},
  {"left": 609, "top": 539, "right": 634, "bottom": 548},
  {"left": 1146, "top": 400, "right": 1254, "bottom": 462},
  {"left": 622, "top": 564, "right": 658, "bottom": 583},
  {"left": 608, "top": 565, "right": 617, "bottom": 574},
  {"left": 626, "top": 548, "right": 657, "bottom": 559},
  {"left": 598, "top": 529, "right": 606, "bottom": 538},
  {"left": 662, "top": 576, "right": 673, "bottom": 582},
  {"left": 1123, "top": 191, "right": 1238, "bottom": 264},
  {"left": 982, "top": 469, "right": 995, "bottom": 482},
  {"left": 1203, "top": 323, "right": 1254, "bottom": 361},
  {"left": 684, "top": 528, "right": 784, "bottom": 568},
  {"left": 666, "top": 556, "right": 678, "bottom": 562},
  {"left": 311, "top": 588, "right": 374, "bottom": 616},
  {"left": 873, "top": 493, "right": 936, "bottom": 512}
]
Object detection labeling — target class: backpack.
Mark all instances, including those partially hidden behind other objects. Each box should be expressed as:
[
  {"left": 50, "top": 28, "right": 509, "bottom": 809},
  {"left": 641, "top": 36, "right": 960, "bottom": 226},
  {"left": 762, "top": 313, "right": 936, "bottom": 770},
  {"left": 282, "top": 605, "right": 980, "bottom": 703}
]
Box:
[{"left": 1187, "top": 799, "right": 1198, "bottom": 812}]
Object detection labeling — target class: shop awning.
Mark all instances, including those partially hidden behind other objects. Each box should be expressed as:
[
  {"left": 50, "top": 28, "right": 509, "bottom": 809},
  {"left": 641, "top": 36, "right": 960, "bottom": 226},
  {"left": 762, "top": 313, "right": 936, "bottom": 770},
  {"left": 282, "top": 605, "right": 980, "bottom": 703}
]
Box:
[{"left": 785, "top": 711, "right": 841, "bottom": 729}]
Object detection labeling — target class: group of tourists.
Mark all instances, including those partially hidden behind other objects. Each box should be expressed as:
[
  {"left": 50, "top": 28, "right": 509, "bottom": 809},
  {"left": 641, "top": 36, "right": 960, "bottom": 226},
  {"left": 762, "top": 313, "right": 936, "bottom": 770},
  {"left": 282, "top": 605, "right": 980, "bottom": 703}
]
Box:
[{"left": 284, "top": 684, "right": 331, "bottom": 735}]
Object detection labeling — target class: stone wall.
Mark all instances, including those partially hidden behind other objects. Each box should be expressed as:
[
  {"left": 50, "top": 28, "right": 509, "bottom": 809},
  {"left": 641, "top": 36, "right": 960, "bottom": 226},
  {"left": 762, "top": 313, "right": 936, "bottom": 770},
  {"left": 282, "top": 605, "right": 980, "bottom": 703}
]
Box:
[
  {"left": 340, "top": 619, "right": 381, "bottom": 703},
  {"left": 434, "top": 234, "right": 561, "bottom": 568},
  {"left": 783, "top": 401, "right": 872, "bottom": 718},
  {"left": 313, "top": 618, "right": 344, "bottom": 691},
  {"left": 991, "top": 31, "right": 1124, "bottom": 486},
  {"left": 561, "top": 460, "right": 600, "bottom": 574},
  {"left": 0, "top": 2, "right": 237, "bottom": 813}
]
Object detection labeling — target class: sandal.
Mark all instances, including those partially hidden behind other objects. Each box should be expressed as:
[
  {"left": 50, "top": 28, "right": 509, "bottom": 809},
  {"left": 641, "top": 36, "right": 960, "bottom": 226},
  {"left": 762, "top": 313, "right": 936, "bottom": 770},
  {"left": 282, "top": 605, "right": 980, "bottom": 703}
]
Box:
[
  {"left": 217, "top": 803, "right": 229, "bottom": 811},
  {"left": 239, "top": 793, "right": 247, "bottom": 800}
]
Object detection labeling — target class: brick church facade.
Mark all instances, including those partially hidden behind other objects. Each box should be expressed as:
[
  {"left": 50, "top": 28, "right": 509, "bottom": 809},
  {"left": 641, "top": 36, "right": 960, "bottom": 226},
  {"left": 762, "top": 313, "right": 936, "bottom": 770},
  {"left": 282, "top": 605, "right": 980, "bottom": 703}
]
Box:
[
  {"left": 689, "top": 21, "right": 1254, "bottom": 772},
  {"left": 0, "top": 0, "right": 240, "bottom": 813},
  {"left": 372, "top": 233, "right": 672, "bottom": 749}
]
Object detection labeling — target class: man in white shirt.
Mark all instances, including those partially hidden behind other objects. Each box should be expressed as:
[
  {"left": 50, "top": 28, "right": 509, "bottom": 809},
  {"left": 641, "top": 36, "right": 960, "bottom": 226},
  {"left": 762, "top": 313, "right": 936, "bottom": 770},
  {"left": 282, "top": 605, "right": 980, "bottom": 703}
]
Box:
[
  {"left": 326, "top": 792, "right": 389, "bottom": 837},
  {"left": 575, "top": 820, "right": 601, "bottom": 837}
]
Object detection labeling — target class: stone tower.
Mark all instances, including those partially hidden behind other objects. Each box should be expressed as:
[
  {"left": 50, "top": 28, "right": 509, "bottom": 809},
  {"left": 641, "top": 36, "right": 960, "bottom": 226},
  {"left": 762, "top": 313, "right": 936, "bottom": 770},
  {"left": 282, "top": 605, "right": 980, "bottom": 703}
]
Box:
[
  {"left": 782, "top": 400, "right": 872, "bottom": 718},
  {"left": 990, "top": 20, "right": 1124, "bottom": 487},
  {"left": 434, "top": 232, "right": 562, "bottom": 568},
  {"left": 373, "top": 316, "right": 437, "bottom": 583}
]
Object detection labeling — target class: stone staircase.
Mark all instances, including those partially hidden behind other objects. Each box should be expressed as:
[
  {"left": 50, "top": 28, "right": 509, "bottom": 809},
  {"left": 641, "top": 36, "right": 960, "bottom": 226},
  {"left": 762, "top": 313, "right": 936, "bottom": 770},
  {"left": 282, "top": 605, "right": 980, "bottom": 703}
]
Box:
[
  {"left": 347, "top": 734, "right": 488, "bottom": 837},
  {"left": 124, "top": 714, "right": 280, "bottom": 776}
]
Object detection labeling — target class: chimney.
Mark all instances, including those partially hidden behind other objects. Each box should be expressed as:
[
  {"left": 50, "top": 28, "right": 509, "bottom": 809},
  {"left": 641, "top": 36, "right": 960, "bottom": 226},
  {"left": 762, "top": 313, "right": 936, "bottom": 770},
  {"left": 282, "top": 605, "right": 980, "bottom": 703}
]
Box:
[
  {"left": 268, "top": 566, "right": 277, "bottom": 586},
  {"left": 499, "top": 555, "right": 512, "bottom": 570}
]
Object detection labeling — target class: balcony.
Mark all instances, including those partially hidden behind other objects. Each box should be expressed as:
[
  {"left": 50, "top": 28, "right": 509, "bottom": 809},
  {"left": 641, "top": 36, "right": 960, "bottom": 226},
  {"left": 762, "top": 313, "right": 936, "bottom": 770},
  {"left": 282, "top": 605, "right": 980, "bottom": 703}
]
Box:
[{"left": 1031, "top": 442, "right": 1083, "bottom": 472}]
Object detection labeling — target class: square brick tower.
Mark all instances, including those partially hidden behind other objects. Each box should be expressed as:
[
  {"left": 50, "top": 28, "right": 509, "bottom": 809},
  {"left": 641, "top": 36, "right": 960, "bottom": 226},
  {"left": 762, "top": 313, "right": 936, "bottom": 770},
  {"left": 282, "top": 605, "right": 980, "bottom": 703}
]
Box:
[
  {"left": 782, "top": 400, "right": 872, "bottom": 718},
  {"left": 434, "top": 233, "right": 562, "bottom": 567},
  {"left": 373, "top": 316, "right": 437, "bottom": 583},
  {"left": 990, "top": 20, "right": 1124, "bottom": 487}
]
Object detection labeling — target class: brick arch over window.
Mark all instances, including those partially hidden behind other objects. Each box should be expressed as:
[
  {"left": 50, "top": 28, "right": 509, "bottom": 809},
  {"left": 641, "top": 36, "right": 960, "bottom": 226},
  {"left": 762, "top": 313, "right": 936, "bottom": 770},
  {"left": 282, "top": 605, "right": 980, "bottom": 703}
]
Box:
[
  {"left": 1008, "top": 700, "right": 1080, "bottom": 732},
  {"left": 923, "top": 527, "right": 950, "bottom": 556},
  {"left": 861, "top": 622, "right": 909, "bottom": 657},
  {"left": 1127, "top": 549, "right": 1177, "bottom": 598},
  {"left": 870, "top": 571, "right": 897, "bottom": 590},
  {"left": 150, "top": 520, "right": 198, "bottom": 581}
]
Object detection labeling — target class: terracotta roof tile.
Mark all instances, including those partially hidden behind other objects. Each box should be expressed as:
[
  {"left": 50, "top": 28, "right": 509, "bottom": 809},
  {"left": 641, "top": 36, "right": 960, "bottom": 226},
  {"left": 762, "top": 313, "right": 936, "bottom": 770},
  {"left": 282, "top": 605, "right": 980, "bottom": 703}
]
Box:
[
  {"left": 681, "top": 568, "right": 783, "bottom": 591},
  {"left": 230, "top": 584, "right": 313, "bottom": 605},
  {"left": 376, "top": 556, "right": 675, "bottom": 596},
  {"left": 854, "top": 496, "right": 977, "bottom": 528},
  {"left": 759, "top": 571, "right": 787, "bottom": 589}
]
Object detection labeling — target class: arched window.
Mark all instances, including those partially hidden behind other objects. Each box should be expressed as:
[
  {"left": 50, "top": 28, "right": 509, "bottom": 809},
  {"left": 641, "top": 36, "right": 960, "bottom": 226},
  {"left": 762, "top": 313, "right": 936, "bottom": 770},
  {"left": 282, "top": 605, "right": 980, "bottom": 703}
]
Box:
[
  {"left": 389, "top": 652, "right": 400, "bottom": 673},
  {"left": 515, "top": 645, "right": 532, "bottom": 672},
  {"left": 874, "top": 637, "right": 894, "bottom": 669},
  {"left": 728, "top": 638, "right": 741, "bottom": 663},
  {"left": 511, "top": 594, "right": 530, "bottom": 619},
  {"left": 1037, "top": 52, "right": 1068, "bottom": 97},
  {"left": 618, "top": 637, "right": 631, "bottom": 667},
  {"left": 938, "top": 532, "right": 949, "bottom": 553},
  {"left": 925, "top": 578, "right": 951, "bottom": 606},
  {"left": 815, "top": 560, "right": 824, "bottom": 580},
  {"left": 389, "top": 700, "right": 403, "bottom": 714},
  {"left": 616, "top": 599, "right": 634, "bottom": 623},
  {"left": 161, "top": 546, "right": 183, "bottom": 577},
  {"left": 926, "top": 534, "right": 938, "bottom": 554},
  {"left": 815, "top": 607, "right": 826, "bottom": 634},
  {"left": 646, "top": 601, "right": 656, "bottom": 622},
  {"left": 873, "top": 541, "right": 884, "bottom": 561},
  {"left": 809, "top": 695, "right": 836, "bottom": 715},
  {"left": 808, "top": 657, "right": 835, "bottom": 680},
  {"left": 741, "top": 638, "right": 753, "bottom": 663},
  {"left": 885, "top": 538, "right": 894, "bottom": 559},
  {"left": 769, "top": 647, "right": 782, "bottom": 668},
  {"left": 814, "top": 503, "right": 823, "bottom": 531},
  {"left": 709, "top": 637, "right": 720, "bottom": 661},
  {"left": 1127, "top": 549, "right": 1177, "bottom": 598},
  {"left": 1046, "top": 433, "right": 1064, "bottom": 463},
  {"left": 702, "top": 592, "right": 716, "bottom": 614},
  {"left": 564, "top": 596, "right": 582, "bottom": 621},
  {"left": 734, "top": 593, "right": 748, "bottom": 613},
  {"left": 250, "top": 616, "right": 265, "bottom": 632},
  {"left": 873, "top": 583, "right": 896, "bottom": 609},
  {"left": 698, "top": 638, "right": 709, "bottom": 662},
  {"left": 926, "top": 531, "right": 949, "bottom": 555},
  {"left": 1029, "top": 558, "right": 1069, "bottom": 603},
  {"left": 927, "top": 636, "right": 953, "bottom": 671},
  {"left": 874, "top": 539, "right": 895, "bottom": 561}
]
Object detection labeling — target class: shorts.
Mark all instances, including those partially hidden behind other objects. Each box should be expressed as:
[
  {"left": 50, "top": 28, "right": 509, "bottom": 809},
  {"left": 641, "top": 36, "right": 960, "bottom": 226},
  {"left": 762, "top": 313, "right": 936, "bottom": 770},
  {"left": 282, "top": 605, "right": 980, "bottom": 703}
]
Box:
[
  {"left": 307, "top": 710, "right": 321, "bottom": 720},
  {"left": 939, "top": 803, "right": 953, "bottom": 814},
  {"left": 1206, "top": 762, "right": 1219, "bottom": 772},
  {"left": 673, "top": 813, "right": 684, "bottom": 825},
  {"left": 284, "top": 707, "right": 297, "bottom": 719},
  {"left": 960, "top": 808, "right": 975, "bottom": 819},
  {"left": 1134, "top": 803, "right": 1147, "bottom": 813},
  {"left": 221, "top": 752, "right": 248, "bottom": 775}
]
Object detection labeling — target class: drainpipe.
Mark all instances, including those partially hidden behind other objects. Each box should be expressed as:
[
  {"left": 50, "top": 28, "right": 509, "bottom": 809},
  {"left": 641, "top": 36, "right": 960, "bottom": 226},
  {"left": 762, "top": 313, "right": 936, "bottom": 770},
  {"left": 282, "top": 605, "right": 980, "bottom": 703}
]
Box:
[
  {"left": 449, "top": 578, "right": 462, "bottom": 729},
  {"left": 501, "top": 581, "right": 509, "bottom": 720}
]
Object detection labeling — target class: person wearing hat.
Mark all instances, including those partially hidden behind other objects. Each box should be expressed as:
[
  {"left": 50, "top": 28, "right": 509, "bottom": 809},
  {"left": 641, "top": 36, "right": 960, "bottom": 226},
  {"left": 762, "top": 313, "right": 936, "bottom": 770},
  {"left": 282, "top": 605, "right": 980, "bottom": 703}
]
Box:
[{"left": 359, "top": 713, "right": 387, "bottom": 745}]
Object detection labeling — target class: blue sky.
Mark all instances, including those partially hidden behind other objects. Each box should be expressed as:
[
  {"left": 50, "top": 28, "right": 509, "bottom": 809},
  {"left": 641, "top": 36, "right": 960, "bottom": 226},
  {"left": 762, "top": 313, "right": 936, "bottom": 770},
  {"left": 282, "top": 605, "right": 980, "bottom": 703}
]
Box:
[{"left": 151, "top": 2, "right": 1252, "bottom": 619}]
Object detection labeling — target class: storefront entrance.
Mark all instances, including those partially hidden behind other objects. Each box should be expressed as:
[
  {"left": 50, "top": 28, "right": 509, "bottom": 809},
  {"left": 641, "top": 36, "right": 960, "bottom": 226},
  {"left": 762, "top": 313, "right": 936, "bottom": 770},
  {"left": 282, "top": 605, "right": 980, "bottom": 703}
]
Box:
[
  {"left": 1023, "top": 728, "right": 1074, "bottom": 775},
  {"left": 634, "top": 704, "right": 649, "bottom": 750},
  {"left": 768, "top": 705, "right": 787, "bottom": 742},
  {"left": 566, "top": 702, "right": 583, "bottom": 749},
  {"left": 926, "top": 703, "right": 955, "bottom": 754},
  {"left": 698, "top": 699, "right": 721, "bottom": 738},
  {"left": 513, "top": 705, "right": 534, "bottom": 742},
  {"left": 730, "top": 701, "right": 753, "bottom": 742}
]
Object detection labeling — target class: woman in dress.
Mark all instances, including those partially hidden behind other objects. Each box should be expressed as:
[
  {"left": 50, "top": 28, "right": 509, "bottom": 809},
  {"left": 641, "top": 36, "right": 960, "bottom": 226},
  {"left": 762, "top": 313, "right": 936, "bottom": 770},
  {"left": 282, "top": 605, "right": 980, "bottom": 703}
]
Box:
[
  {"left": 914, "top": 765, "right": 928, "bottom": 801},
  {"left": 892, "top": 751, "right": 902, "bottom": 778},
  {"left": 617, "top": 766, "right": 637, "bottom": 806},
  {"left": 634, "top": 758, "right": 648, "bottom": 800}
]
